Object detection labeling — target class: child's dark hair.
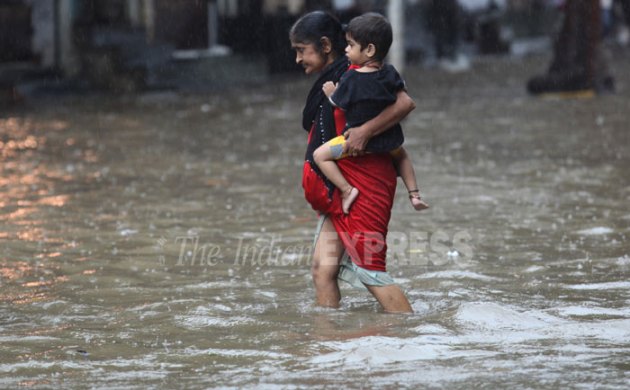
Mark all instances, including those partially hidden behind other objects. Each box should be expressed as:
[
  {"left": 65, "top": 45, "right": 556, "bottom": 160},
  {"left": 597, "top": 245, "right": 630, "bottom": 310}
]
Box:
[
  {"left": 346, "top": 13, "right": 392, "bottom": 61},
  {"left": 289, "top": 11, "right": 346, "bottom": 56}
]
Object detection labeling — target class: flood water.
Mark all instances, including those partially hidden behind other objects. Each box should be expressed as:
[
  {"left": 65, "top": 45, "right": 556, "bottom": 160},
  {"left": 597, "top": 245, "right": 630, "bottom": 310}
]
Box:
[{"left": 1, "top": 53, "right": 629, "bottom": 388}]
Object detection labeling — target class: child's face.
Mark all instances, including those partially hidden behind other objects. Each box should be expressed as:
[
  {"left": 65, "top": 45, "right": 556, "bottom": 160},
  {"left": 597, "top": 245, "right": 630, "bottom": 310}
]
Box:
[
  {"left": 291, "top": 41, "right": 328, "bottom": 75},
  {"left": 344, "top": 33, "right": 370, "bottom": 66}
]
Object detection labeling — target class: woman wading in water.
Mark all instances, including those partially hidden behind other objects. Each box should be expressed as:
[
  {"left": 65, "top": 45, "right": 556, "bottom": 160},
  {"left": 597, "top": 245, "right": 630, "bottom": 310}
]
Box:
[{"left": 290, "top": 11, "right": 416, "bottom": 313}]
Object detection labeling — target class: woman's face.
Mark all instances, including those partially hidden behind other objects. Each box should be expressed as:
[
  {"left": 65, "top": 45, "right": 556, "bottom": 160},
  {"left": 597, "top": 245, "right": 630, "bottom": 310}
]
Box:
[{"left": 291, "top": 40, "right": 332, "bottom": 75}]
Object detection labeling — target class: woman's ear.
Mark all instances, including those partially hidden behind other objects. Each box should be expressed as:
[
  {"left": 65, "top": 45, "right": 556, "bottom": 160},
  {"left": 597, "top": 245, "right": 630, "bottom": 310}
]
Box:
[
  {"left": 320, "top": 37, "right": 332, "bottom": 54},
  {"left": 365, "top": 43, "right": 377, "bottom": 58}
]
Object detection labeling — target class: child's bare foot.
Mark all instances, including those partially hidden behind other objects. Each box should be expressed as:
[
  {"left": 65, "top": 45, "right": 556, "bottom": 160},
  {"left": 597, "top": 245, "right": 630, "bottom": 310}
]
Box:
[
  {"left": 411, "top": 197, "right": 429, "bottom": 211},
  {"left": 409, "top": 190, "right": 429, "bottom": 211},
  {"left": 341, "top": 187, "right": 359, "bottom": 214}
]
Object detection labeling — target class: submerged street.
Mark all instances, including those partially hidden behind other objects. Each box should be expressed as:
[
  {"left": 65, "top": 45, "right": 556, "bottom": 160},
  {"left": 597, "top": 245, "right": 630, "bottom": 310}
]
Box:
[{"left": 1, "top": 52, "right": 629, "bottom": 388}]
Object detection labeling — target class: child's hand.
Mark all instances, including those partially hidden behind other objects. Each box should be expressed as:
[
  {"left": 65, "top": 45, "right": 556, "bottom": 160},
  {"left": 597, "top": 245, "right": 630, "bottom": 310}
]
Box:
[{"left": 322, "top": 81, "right": 337, "bottom": 98}]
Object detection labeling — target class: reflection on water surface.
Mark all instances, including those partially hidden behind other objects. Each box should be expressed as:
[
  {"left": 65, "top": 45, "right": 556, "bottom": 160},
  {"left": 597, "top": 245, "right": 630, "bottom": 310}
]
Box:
[{"left": 1, "top": 55, "right": 629, "bottom": 388}]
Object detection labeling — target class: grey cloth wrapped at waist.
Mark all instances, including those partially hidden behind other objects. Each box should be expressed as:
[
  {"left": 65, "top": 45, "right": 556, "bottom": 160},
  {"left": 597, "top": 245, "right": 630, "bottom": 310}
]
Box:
[{"left": 313, "top": 216, "right": 396, "bottom": 289}]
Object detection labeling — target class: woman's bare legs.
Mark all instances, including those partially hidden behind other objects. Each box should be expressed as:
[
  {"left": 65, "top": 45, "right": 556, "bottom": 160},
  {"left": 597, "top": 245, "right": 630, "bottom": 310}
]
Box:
[
  {"left": 311, "top": 217, "right": 345, "bottom": 308},
  {"left": 365, "top": 284, "right": 413, "bottom": 313},
  {"left": 313, "top": 141, "right": 359, "bottom": 214},
  {"left": 311, "top": 216, "right": 413, "bottom": 313}
]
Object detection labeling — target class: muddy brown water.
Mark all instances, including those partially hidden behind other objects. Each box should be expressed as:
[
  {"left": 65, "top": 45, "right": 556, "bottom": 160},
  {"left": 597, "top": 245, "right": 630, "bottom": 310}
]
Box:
[{"left": 1, "top": 54, "right": 629, "bottom": 388}]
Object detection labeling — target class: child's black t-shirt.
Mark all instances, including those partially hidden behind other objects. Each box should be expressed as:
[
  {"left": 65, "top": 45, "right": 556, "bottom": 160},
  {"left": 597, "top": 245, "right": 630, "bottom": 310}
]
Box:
[{"left": 330, "top": 64, "right": 405, "bottom": 153}]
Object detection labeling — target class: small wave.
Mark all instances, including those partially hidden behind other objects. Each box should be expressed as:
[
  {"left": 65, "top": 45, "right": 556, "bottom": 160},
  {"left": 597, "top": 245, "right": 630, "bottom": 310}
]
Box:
[
  {"left": 455, "top": 302, "right": 630, "bottom": 344},
  {"left": 615, "top": 255, "right": 630, "bottom": 267},
  {"left": 576, "top": 227, "right": 614, "bottom": 235},
  {"left": 184, "top": 281, "right": 251, "bottom": 289},
  {"left": 524, "top": 265, "right": 545, "bottom": 273},
  {"left": 412, "top": 324, "right": 452, "bottom": 335},
  {"left": 175, "top": 305, "right": 252, "bottom": 329},
  {"left": 562, "top": 281, "right": 630, "bottom": 291},
  {"left": 309, "top": 335, "right": 496, "bottom": 366},
  {"left": 417, "top": 270, "right": 500, "bottom": 282},
  {"left": 554, "top": 306, "right": 630, "bottom": 318},
  {"left": 256, "top": 291, "right": 277, "bottom": 299},
  {"left": 0, "top": 360, "right": 88, "bottom": 373},
  {"left": 0, "top": 336, "right": 58, "bottom": 343},
  {"left": 182, "top": 347, "right": 291, "bottom": 359},
  {"left": 455, "top": 302, "right": 562, "bottom": 331},
  {"left": 118, "top": 228, "right": 139, "bottom": 237},
  {"left": 175, "top": 315, "right": 252, "bottom": 328}
]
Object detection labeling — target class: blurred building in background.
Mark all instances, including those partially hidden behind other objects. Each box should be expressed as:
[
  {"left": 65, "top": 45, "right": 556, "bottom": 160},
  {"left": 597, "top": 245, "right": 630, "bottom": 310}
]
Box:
[
  {"left": 2, "top": 0, "right": 626, "bottom": 97},
  {"left": 1, "top": 0, "right": 307, "bottom": 95}
]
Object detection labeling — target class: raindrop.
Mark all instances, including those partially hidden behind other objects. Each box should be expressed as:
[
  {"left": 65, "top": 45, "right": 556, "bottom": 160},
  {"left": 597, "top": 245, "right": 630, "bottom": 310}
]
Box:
[{"left": 596, "top": 115, "right": 605, "bottom": 126}]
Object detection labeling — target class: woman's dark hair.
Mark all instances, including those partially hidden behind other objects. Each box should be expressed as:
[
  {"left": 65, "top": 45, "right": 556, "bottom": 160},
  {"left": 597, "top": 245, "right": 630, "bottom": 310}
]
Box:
[
  {"left": 346, "top": 12, "right": 392, "bottom": 62},
  {"left": 289, "top": 11, "right": 346, "bottom": 56}
]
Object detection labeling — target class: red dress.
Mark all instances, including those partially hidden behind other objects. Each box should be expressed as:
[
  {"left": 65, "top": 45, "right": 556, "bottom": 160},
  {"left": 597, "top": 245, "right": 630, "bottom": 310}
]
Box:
[{"left": 303, "top": 107, "right": 397, "bottom": 272}]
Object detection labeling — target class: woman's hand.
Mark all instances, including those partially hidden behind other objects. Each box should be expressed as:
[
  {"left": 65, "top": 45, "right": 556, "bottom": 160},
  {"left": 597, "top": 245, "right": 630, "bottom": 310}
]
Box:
[
  {"left": 322, "top": 81, "right": 337, "bottom": 98},
  {"left": 345, "top": 91, "right": 415, "bottom": 154},
  {"left": 343, "top": 127, "right": 368, "bottom": 156}
]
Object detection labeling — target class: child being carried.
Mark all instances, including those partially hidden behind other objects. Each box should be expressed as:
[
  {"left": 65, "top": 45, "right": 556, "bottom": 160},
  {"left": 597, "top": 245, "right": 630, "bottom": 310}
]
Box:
[{"left": 313, "top": 12, "right": 429, "bottom": 214}]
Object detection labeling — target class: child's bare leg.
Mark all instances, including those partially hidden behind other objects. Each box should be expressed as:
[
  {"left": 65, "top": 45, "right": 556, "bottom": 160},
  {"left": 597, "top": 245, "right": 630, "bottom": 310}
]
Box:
[
  {"left": 313, "top": 140, "right": 359, "bottom": 214},
  {"left": 408, "top": 190, "right": 429, "bottom": 211}
]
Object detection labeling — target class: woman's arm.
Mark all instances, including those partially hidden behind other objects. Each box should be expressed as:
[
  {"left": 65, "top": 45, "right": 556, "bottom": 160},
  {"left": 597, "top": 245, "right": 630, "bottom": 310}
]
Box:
[{"left": 344, "top": 90, "right": 416, "bottom": 154}]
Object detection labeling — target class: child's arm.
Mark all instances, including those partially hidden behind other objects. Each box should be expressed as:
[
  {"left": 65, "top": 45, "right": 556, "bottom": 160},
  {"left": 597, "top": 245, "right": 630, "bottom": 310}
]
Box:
[{"left": 345, "top": 90, "right": 415, "bottom": 154}]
